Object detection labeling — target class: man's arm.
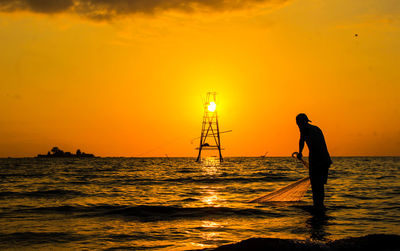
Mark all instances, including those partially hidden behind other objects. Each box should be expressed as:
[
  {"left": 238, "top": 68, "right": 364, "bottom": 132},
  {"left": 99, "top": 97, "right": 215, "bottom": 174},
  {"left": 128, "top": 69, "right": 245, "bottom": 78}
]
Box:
[{"left": 298, "top": 134, "right": 305, "bottom": 160}]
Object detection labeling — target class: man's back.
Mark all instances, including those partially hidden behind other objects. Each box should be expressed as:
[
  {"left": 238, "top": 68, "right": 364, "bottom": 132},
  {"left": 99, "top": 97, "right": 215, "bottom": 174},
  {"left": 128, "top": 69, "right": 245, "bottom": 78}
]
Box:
[{"left": 302, "top": 124, "right": 332, "bottom": 167}]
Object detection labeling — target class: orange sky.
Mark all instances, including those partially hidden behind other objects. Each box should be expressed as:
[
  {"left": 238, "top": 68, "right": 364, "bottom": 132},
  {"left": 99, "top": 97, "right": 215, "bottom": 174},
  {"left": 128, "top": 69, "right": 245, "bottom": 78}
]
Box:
[{"left": 1, "top": 0, "right": 399, "bottom": 157}]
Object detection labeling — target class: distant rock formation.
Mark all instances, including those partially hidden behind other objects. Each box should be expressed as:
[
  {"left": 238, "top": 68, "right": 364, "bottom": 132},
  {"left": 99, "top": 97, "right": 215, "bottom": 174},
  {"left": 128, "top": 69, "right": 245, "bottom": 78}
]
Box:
[{"left": 36, "top": 147, "right": 95, "bottom": 158}]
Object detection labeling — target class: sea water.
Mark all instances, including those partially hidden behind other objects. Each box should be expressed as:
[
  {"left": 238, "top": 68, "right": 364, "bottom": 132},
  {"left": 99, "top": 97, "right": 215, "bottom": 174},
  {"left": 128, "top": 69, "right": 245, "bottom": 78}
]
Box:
[{"left": 0, "top": 157, "right": 399, "bottom": 250}]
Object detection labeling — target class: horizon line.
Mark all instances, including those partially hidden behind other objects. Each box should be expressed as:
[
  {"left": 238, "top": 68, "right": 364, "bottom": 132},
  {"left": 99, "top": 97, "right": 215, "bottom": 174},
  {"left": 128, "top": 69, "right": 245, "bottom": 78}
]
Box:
[{"left": 1, "top": 155, "right": 400, "bottom": 159}]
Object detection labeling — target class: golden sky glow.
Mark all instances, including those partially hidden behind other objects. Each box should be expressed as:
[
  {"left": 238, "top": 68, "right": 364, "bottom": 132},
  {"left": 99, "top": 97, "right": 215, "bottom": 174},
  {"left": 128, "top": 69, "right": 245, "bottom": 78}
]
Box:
[{"left": 1, "top": 0, "right": 399, "bottom": 157}]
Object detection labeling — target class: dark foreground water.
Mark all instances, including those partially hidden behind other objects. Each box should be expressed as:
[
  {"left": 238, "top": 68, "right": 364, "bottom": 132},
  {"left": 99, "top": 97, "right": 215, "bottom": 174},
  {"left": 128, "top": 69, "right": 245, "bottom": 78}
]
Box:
[{"left": 0, "top": 157, "right": 399, "bottom": 250}]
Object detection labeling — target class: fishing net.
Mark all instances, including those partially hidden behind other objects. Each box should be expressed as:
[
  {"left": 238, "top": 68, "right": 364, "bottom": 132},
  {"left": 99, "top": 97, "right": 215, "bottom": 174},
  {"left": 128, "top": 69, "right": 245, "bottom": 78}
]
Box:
[
  {"left": 249, "top": 152, "right": 310, "bottom": 203},
  {"left": 249, "top": 177, "right": 310, "bottom": 202}
]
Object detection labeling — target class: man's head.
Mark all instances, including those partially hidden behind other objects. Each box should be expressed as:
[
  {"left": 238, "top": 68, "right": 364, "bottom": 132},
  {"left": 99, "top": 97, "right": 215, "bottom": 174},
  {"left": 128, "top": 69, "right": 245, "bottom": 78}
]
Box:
[{"left": 296, "top": 113, "right": 311, "bottom": 128}]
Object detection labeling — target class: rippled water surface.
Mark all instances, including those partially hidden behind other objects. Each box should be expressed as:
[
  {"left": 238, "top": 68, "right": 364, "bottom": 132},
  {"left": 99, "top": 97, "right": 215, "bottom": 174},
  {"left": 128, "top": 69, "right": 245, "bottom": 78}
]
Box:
[{"left": 0, "top": 157, "right": 399, "bottom": 250}]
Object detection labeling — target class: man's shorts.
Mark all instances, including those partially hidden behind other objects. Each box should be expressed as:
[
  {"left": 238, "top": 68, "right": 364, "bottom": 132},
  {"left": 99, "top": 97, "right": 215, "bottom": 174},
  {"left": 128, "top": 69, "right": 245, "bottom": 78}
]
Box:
[{"left": 309, "top": 165, "right": 330, "bottom": 185}]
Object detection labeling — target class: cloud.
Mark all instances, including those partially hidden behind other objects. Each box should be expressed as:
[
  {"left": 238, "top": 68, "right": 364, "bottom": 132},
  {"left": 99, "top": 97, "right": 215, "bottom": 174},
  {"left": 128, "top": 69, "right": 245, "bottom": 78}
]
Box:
[
  {"left": 0, "top": 0, "right": 288, "bottom": 20},
  {"left": 0, "top": 0, "right": 74, "bottom": 14}
]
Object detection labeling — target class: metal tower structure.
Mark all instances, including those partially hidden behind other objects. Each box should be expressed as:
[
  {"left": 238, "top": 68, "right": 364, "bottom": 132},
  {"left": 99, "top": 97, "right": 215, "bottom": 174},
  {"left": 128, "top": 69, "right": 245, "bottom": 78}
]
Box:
[{"left": 196, "top": 92, "right": 223, "bottom": 162}]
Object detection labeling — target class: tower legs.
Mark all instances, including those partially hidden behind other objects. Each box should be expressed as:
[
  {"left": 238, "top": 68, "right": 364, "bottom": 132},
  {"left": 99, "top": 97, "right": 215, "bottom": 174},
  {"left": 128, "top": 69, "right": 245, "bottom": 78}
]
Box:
[{"left": 195, "top": 92, "right": 223, "bottom": 163}]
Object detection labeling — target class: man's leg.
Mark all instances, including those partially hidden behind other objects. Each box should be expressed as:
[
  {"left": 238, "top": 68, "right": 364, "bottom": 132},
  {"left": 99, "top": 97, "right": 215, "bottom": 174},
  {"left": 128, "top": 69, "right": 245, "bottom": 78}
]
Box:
[{"left": 310, "top": 176, "right": 325, "bottom": 209}]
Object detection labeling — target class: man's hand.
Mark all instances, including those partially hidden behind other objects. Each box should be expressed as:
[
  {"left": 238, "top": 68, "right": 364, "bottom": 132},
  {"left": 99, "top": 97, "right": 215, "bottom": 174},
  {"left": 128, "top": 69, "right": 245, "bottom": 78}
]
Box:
[{"left": 297, "top": 152, "right": 303, "bottom": 160}]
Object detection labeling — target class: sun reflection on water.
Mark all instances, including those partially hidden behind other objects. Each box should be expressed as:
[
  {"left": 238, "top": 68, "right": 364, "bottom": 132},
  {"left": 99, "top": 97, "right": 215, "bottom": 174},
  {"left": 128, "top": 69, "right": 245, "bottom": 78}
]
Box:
[
  {"left": 193, "top": 220, "right": 225, "bottom": 248},
  {"left": 202, "top": 220, "right": 221, "bottom": 228},
  {"left": 201, "top": 156, "right": 220, "bottom": 175},
  {"left": 201, "top": 189, "right": 220, "bottom": 206}
]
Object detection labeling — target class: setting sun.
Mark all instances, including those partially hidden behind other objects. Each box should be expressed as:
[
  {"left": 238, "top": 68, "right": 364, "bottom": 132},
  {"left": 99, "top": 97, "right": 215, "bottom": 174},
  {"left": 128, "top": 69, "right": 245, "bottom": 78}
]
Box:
[{"left": 208, "top": 102, "right": 217, "bottom": 112}]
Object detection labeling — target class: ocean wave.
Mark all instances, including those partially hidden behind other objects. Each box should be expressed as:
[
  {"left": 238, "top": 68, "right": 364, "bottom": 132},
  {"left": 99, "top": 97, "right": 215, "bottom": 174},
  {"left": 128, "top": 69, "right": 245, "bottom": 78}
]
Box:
[
  {"left": 92, "top": 175, "right": 298, "bottom": 185},
  {"left": 210, "top": 234, "right": 400, "bottom": 251},
  {"left": 161, "top": 175, "right": 293, "bottom": 184},
  {"left": 105, "top": 233, "right": 168, "bottom": 241},
  {"left": 100, "top": 205, "right": 278, "bottom": 220},
  {"left": 0, "top": 173, "right": 45, "bottom": 179},
  {"left": 10, "top": 204, "right": 279, "bottom": 221},
  {"left": 96, "top": 175, "right": 294, "bottom": 186},
  {"left": 105, "top": 244, "right": 174, "bottom": 250},
  {"left": 0, "top": 189, "right": 85, "bottom": 198},
  {"left": 0, "top": 231, "right": 86, "bottom": 246}
]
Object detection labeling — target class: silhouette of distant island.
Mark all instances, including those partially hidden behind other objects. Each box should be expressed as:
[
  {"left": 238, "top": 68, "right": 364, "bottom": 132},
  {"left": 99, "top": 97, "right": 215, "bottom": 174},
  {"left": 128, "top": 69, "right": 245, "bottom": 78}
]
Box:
[{"left": 36, "top": 147, "right": 95, "bottom": 158}]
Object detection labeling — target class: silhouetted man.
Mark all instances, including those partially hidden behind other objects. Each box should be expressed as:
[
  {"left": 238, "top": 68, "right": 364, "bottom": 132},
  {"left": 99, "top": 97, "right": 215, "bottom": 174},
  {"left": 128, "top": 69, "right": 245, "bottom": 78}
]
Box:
[{"left": 296, "top": 113, "right": 332, "bottom": 210}]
